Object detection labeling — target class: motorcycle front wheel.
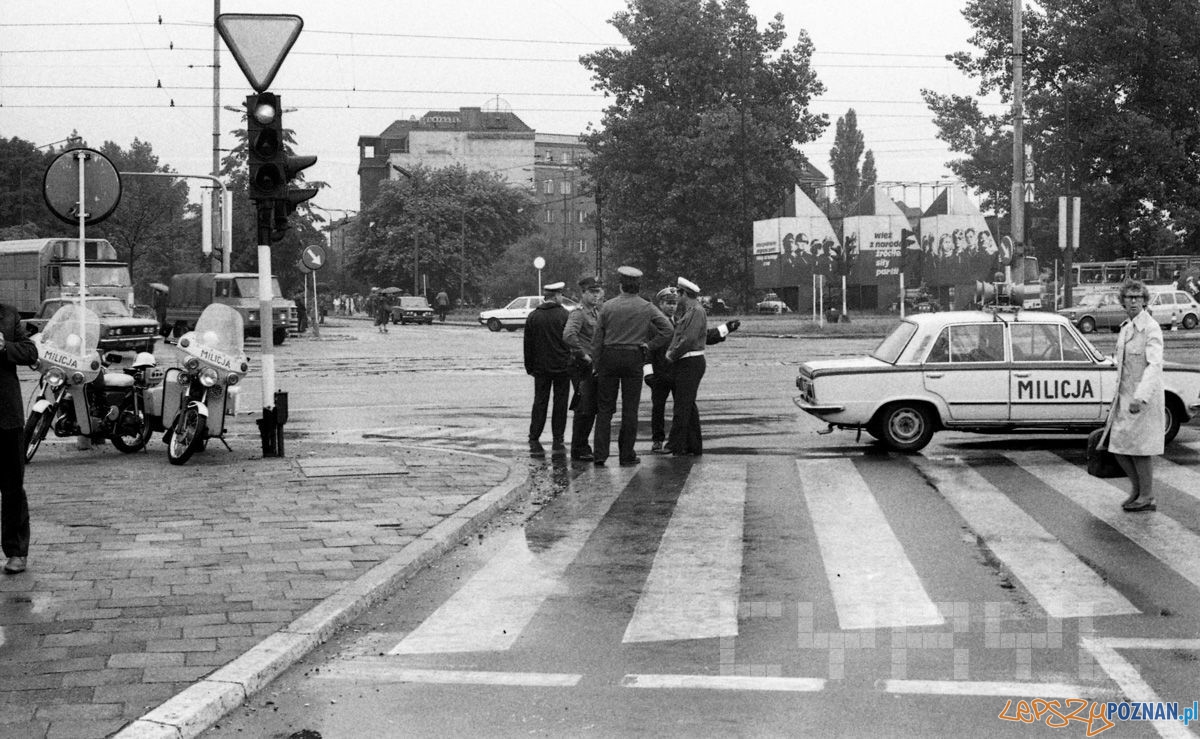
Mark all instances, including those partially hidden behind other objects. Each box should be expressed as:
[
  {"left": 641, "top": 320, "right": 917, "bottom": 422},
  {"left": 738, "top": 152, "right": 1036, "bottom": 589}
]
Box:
[
  {"left": 110, "top": 398, "right": 153, "bottom": 454},
  {"left": 22, "top": 406, "right": 54, "bottom": 463},
  {"left": 166, "top": 406, "right": 207, "bottom": 465}
]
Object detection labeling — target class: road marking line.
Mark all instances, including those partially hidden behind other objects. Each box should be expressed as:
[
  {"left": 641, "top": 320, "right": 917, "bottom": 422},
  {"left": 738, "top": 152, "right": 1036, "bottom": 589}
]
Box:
[
  {"left": 915, "top": 458, "right": 1139, "bottom": 618},
  {"left": 1007, "top": 451, "right": 1200, "bottom": 593},
  {"left": 884, "top": 678, "right": 1111, "bottom": 699},
  {"left": 799, "top": 458, "right": 944, "bottom": 630},
  {"left": 1080, "top": 637, "right": 1193, "bottom": 739},
  {"left": 315, "top": 662, "right": 582, "bottom": 687},
  {"left": 622, "top": 674, "right": 825, "bottom": 692},
  {"left": 390, "top": 466, "right": 639, "bottom": 654},
  {"left": 1153, "top": 457, "right": 1200, "bottom": 504},
  {"left": 623, "top": 462, "right": 746, "bottom": 643}
]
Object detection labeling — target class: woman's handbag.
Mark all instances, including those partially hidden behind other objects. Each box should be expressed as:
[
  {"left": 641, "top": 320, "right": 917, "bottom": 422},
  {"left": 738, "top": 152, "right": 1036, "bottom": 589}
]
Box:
[{"left": 1087, "top": 427, "right": 1126, "bottom": 478}]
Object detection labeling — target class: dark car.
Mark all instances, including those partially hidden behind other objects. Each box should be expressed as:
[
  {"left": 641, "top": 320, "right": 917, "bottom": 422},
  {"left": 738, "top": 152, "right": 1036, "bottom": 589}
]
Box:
[
  {"left": 700, "top": 296, "right": 729, "bottom": 315},
  {"left": 391, "top": 296, "right": 436, "bottom": 325},
  {"left": 25, "top": 297, "right": 159, "bottom": 352}
]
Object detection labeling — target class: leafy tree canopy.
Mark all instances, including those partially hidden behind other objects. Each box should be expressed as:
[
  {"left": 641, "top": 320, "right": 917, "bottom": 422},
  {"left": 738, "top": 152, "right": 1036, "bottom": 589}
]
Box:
[
  {"left": 581, "top": 0, "right": 827, "bottom": 304},
  {"left": 347, "top": 164, "right": 537, "bottom": 302},
  {"left": 923, "top": 0, "right": 1200, "bottom": 259}
]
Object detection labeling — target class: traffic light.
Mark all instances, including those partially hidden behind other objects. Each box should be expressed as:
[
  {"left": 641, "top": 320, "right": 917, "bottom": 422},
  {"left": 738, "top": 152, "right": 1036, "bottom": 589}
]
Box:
[
  {"left": 269, "top": 154, "right": 318, "bottom": 242},
  {"left": 246, "top": 92, "right": 285, "bottom": 202}
]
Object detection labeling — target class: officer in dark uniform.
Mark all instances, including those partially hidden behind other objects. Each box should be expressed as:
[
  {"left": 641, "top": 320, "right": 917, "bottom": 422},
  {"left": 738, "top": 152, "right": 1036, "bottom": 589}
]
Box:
[
  {"left": 563, "top": 275, "right": 604, "bottom": 461},
  {"left": 524, "top": 281, "right": 572, "bottom": 457},
  {"left": 589, "top": 266, "right": 672, "bottom": 466},
  {"left": 1, "top": 302, "right": 37, "bottom": 574}
]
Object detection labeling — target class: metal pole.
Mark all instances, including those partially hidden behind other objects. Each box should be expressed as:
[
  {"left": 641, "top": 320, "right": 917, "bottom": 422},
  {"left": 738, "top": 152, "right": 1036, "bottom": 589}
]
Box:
[
  {"left": 75, "top": 150, "right": 88, "bottom": 331},
  {"left": 211, "top": 0, "right": 222, "bottom": 273},
  {"left": 1011, "top": 0, "right": 1025, "bottom": 272},
  {"left": 310, "top": 268, "right": 320, "bottom": 338}
]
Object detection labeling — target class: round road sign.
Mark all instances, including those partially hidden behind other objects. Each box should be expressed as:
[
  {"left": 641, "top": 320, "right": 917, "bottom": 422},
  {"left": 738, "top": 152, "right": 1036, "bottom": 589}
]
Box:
[
  {"left": 301, "top": 244, "right": 327, "bottom": 271},
  {"left": 43, "top": 148, "right": 122, "bottom": 226},
  {"left": 533, "top": 256, "right": 545, "bottom": 270}
]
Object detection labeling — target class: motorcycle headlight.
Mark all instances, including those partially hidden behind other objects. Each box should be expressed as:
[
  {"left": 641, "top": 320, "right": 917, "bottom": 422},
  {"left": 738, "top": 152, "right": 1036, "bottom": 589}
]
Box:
[
  {"left": 185, "top": 357, "right": 200, "bottom": 372},
  {"left": 198, "top": 367, "right": 220, "bottom": 387},
  {"left": 46, "top": 367, "right": 67, "bottom": 387}
]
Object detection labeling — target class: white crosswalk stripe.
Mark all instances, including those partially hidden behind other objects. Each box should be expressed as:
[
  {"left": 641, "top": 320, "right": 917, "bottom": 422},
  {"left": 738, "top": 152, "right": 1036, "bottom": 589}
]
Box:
[
  {"left": 390, "top": 466, "right": 640, "bottom": 654},
  {"left": 914, "top": 456, "right": 1139, "bottom": 618},
  {"left": 384, "top": 449, "right": 1200, "bottom": 659},
  {"left": 623, "top": 462, "right": 746, "bottom": 642},
  {"left": 799, "top": 458, "right": 944, "bottom": 630}
]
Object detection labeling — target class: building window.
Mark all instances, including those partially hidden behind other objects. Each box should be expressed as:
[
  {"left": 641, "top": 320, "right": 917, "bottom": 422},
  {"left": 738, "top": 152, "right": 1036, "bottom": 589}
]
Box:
[
  {"left": 364, "top": 145, "right": 375, "bottom": 158},
  {"left": 578, "top": 239, "right": 588, "bottom": 253},
  {"left": 545, "top": 210, "right": 554, "bottom": 224},
  {"left": 561, "top": 180, "right": 572, "bottom": 195},
  {"left": 543, "top": 180, "right": 554, "bottom": 195},
  {"left": 577, "top": 210, "right": 587, "bottom": 224}
]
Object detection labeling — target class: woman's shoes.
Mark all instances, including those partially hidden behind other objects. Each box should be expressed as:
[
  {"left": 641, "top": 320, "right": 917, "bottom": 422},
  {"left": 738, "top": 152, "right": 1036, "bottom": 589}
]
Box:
[{"left": 1122, "top": 499, "right": 1157, "bottom": 513}]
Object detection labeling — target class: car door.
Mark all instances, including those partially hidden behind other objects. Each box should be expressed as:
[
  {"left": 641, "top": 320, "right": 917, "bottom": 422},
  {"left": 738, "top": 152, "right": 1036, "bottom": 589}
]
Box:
[
  {"left": 1008, "top": 322, "right": 1104, "bottom": 422},
  {"left": 1093, "top": 293, "right": 1124, "bottom": 331},
  {"left": 922, "top": 322, "right": 1010, "bottom": 421}
]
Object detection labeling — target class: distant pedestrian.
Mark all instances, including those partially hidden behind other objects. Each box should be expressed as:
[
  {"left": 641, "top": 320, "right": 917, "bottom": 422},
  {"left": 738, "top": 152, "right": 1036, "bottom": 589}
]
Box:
[
  {"left": 563, "top": 275, "right": 604, "bottom": 461},
  {"left": 1108, "top": 278, "right": 1165, "bottom": 512},
  {"left": 524, "top": 282, "right": 572, "bottom": 457},
  {"left": 1, "top": 301, "right": 38, "bottom": 574},
  {"left": 435, "top": 289, "right": 450, "bottom": 323},
  {"left": 293, "top": 291, "right": 308, "bottom": 333},
  {"left": 664, "top": 277, "right": 707, "bottom": 456},
  {"left": 589, "top": 266, "right": 671, "bottom": 466}
]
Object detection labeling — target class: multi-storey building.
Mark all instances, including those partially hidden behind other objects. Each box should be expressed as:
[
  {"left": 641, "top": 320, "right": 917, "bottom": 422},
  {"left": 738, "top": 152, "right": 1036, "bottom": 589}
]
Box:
[{"left": 356, "top": 107, "right": 597, "bottom": 265}]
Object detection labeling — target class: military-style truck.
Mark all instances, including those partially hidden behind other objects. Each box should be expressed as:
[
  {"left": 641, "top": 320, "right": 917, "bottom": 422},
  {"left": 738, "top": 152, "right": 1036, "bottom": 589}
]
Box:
[
  {"left": 163, "top": 272, "right": 297, "bottom": 345},
  {"left": 0, "top": 238, "right": 134, "bottom": 317}
]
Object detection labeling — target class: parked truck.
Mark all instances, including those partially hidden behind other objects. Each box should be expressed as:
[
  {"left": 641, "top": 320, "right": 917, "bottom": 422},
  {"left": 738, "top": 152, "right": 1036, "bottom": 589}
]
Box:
[
  {"left": 0, "top": 238, "right": 134, "bottom": 317},
  {"left": 163, "top": 272, "right": 297, "bottom": 345}
]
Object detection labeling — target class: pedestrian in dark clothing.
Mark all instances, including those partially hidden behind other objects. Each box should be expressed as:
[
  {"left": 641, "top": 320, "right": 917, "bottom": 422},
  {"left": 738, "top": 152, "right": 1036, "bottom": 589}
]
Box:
[
  {"left": 589, "top": 266, "right": 672, "bottom": 466},
  {"left": 371, "top": 290, "right": 391, "bottom": 333},
  {"left": 1, "top": 303, "right": 38, "bottom": 574},
  {"left": 665, "top": 277, "right": 708, "bottom": 456},
  {"left": 435, "top": 289, "right": 450, "bottom": 323},
  {"left": 563, "top": 275, "right": 604, "bottom": 461},
  {"left": 293, "top": 291, "right": 308, "bottom": 333},
  {"left": 524, "top": 282, "right": 573, "bottom": 457}
]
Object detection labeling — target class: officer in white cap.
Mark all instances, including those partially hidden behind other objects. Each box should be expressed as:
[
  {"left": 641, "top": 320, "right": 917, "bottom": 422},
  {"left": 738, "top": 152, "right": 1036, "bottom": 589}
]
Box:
[
  {"left": 664, "top": 276, "right": 707, "bottom": 456},
  {"left": 589, "top": 266, "right": 672, "bottom": 466},
  {"left": 523, "top": 281, "right": 572, "bottom": 457}
]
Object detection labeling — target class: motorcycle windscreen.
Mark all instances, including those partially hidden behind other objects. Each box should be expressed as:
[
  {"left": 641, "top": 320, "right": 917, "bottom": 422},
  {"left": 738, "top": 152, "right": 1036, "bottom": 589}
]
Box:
[
  {"left": 192, "top": 303, "right": 245, "bottom": 358},
  {"left": 36, "top": 304, "right": 103, "bottom": 382}
]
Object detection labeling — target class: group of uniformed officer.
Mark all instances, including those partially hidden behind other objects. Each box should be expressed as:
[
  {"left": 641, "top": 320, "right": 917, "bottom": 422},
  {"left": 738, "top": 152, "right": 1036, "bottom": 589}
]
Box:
[{"left": 524, "top": 266, "right": 737, "bottom": 465}]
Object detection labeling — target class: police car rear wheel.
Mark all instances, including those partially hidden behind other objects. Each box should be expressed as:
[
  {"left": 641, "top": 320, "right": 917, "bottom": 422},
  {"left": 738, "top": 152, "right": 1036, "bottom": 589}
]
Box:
[{"left": 879, "top": 403, "right": 935, "bottom": 452}]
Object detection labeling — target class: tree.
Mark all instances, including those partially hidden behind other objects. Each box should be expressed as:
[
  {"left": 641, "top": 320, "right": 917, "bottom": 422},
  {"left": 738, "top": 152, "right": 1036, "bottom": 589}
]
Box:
[
  {"left": 923, "top": 0, "right": 1200, "bottom": 259},
  {"left": 347, "top": 165, "right": 536, "bottom": 301},
  {"left": 829, "top": 109, "right": 874, "bottom": 209},
  {"left": 581, "top": 0, "right": 827, "bottom": 305},
  {"left": 479, "top": 234, "right": 591, "bottom": 306},
  {"left": 0, "top": 135, "right": 59, "bottom": 236}
]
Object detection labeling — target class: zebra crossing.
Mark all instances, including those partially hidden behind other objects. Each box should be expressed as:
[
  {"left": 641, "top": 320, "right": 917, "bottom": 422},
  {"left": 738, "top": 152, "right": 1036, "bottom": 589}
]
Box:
[{"left": 322, "top": 441, "right": 1200, "bottom": 721}]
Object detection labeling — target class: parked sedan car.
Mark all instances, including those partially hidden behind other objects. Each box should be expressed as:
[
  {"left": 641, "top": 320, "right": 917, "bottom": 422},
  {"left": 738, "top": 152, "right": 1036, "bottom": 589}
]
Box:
[
  {"left": 794, "top": 308, "right": 1200, "bottom": 452},
  {"left": 25, "top": 297, "right": 160, "bottom": 353},
  {"left": 756, "top": 292, "right": 790, "bottom": 314},
  {"left": 478, "top": 295, "right": 579, "bottom": 332},
  {"left": 390, "top": 296, "right": 435, "bottom": 325},
  {"left": 1058, "top": 288, "right": 1200, "bottom": 333}
]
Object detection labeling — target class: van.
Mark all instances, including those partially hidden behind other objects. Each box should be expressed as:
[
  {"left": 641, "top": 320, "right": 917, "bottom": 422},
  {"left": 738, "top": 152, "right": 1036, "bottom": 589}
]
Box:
[{"left": 164, "top": 273, "right": 297, "bottom": 345}]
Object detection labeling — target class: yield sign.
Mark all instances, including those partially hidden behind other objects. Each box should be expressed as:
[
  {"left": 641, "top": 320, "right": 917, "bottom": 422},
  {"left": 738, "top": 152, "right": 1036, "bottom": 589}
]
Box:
[{"left": 216, "top": 13, "right": 303, "bottom": 93}]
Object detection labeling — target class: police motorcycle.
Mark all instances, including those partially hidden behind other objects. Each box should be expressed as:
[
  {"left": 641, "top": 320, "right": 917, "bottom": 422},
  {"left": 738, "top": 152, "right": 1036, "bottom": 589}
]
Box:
[
  {"left": 162, "top": 303, "right": 249, "bottom": 465},
  {"left": 24, "top": 304, "right": 160, "bottom": 462}
]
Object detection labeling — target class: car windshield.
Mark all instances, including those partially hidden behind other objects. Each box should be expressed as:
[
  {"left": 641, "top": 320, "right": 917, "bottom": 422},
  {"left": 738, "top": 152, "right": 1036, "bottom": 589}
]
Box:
[
  {"left": 233, "top": 277, "right": 286, "bottom": 298},
  {"left": 871, "top": 321, "right": 918, "bottom": 364},
  {"left": 41, "top": 298, "right": 131, "bottom": 318}
]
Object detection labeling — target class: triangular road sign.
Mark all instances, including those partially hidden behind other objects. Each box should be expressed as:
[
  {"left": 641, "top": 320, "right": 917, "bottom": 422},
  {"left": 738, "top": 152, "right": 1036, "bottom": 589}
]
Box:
[{"left": 217, "top": 13, "right": 303, "bottom": 93}]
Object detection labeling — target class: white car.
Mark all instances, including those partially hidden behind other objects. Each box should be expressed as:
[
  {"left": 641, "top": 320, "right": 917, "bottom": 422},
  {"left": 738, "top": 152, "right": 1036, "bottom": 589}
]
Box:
[
  {"left": 794, "top": 308, "right": 1200, "bottom": 452},
  {"left": 756, "top": 292, "right": 790, "bottom": 314},
  {"left": 479, "top": 295, "right": 579, "bottom": 332}
]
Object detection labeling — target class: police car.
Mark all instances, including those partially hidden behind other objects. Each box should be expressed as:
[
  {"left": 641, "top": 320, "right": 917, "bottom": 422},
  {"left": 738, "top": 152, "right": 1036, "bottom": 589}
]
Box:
[{"left": 794, "top": 307, "right": 1200, "bottom": 452}]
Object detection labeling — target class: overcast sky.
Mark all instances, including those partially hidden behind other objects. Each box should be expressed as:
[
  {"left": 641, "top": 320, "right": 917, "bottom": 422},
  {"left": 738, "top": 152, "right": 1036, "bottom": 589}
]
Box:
[{"left": 1, "top": 0, "right": 1005, "bottom": 220}]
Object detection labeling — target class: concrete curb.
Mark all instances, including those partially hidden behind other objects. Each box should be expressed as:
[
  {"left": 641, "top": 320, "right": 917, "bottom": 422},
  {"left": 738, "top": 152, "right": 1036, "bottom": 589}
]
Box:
[{"left": 113, "top": 451, "right": 531, "bottom": 739}]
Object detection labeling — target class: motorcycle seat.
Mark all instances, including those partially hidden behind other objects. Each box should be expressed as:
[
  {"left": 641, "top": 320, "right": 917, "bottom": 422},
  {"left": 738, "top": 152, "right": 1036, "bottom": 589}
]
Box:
[{"left": 102, "top": 373, "right": 136, "bottom": 389}]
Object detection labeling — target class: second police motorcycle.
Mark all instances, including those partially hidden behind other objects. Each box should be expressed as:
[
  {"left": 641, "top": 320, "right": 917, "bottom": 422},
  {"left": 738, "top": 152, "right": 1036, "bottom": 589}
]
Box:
[
  {"left": 24, "top": 302, "right": 162, "bottom": 462},
  {"left": 161, "top": 302, "right": 250, "bottom": 465}
]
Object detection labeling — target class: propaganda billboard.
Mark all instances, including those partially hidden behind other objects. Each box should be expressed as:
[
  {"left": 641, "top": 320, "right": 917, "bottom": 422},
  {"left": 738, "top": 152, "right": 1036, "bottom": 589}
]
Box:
[
  {"left": 917, "top": 187, "right": 999, "bottom": 288},
  {"left": 752, "top": 186, "right": 838, "bottom": 290}
]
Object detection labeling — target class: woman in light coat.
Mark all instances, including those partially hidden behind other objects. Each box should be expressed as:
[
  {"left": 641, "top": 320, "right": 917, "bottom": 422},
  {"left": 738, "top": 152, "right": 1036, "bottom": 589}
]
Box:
[{"left": 1107, "top": 279, "right": 1164, "bottom": 512}]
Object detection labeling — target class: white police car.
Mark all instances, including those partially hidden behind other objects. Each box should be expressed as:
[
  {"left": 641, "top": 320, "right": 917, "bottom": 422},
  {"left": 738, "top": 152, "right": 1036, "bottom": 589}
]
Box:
[{"left": 794, "top": 308, "right": 1200, "bottom": 452}]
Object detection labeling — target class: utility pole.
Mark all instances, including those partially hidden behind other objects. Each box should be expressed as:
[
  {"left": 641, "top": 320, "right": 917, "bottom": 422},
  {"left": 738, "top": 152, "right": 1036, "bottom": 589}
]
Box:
[
  {"left": 1010, "top": 0, "right": 1025, "bottom": 280},
  {"left": 211, "top": 0, "right": 222, "bottom": 273}
]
